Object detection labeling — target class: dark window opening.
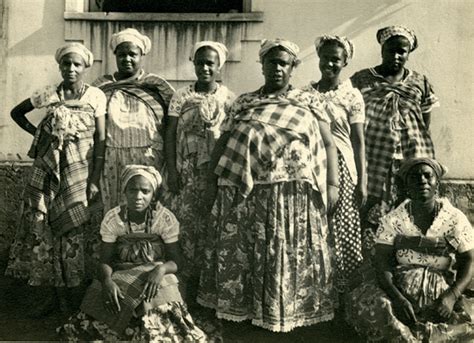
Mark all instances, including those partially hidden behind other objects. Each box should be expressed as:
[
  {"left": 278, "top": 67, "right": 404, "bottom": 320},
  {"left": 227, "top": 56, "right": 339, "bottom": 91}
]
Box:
[{"left": 100, "top": 0, "right": 244, "bottom": 13}]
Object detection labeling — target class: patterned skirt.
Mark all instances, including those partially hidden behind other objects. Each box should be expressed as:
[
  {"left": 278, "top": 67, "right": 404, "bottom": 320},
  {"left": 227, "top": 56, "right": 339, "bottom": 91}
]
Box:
[
  {"left": 197, "top": 181, "right": 335, "bottom": 332},
  {"left": 332, "top": 153, "right": 363, "bottom": 292}
]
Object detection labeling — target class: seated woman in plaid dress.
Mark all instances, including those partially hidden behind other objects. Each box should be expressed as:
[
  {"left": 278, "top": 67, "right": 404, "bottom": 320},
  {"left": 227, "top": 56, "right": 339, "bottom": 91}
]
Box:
[
  {"left": 198, "top": 38, "right": 339, "bottom": 332},
  {"left": 351, "top": 26, "right": 440, "bottom": 236}
]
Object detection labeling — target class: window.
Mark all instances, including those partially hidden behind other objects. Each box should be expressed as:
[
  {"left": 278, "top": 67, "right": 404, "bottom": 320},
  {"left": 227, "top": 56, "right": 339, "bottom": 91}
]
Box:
[{"left": 97, "top": 0, "right": 245, "bottom": 13}]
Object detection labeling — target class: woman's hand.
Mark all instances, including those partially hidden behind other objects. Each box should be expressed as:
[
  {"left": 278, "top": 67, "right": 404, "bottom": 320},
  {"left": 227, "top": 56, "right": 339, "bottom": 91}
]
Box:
[
  {"left": 102, "top": 278, "right": 124, "bottom": 314},
  {"left": 327, "top": 184, "right": 339, "bottom": 215},
  {"left": 355, "top": 180, "right": 367, "bottom": 209},
  {"left": 87, "top": 181, "right": 100, "bottom": 201},
  {"left": 142, "top": 265, "right": 166, "bottom": 302},
  {"left": 392, "top": 294, "right": 418, "bottom": 325},
  {"left": 435, "top": 289, "right": 457, "bottom": 319}
]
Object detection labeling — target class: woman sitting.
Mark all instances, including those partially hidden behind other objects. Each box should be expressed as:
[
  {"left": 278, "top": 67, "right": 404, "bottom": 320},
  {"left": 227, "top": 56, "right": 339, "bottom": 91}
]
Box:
[
  {"left": 59, "top": 165, "right": 206, "bottom": 341},
  {"left": 346, "top": 158, "right": 474, "bottom": 342}
]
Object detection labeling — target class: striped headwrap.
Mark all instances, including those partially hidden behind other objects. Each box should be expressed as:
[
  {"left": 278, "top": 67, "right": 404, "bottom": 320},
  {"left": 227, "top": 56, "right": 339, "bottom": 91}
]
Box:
[
  {"left": 376, "top": 25, "right": 418, "bottom": 52},
  {"left": 121, "top": 165, "right": 162, "bottom": 193},
  {"left": 314, "top": 35, "right": 354, "bottom": 60}
]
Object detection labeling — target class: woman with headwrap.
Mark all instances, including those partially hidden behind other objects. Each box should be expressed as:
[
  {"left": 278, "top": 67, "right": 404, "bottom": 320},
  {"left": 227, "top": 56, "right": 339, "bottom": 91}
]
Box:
[
  {"left": 198, "top": 38, "right": 339, "bottom": 332},
  {"left": 351, "top": 26, "right": 440, "bottom": 233},
  {"left": 303, "top": 35, "right": 366, "bottom": 297},
  {"left": 163, "top": 41, "right": 235, "bottom": 294},
  {"left": 345, "top": 158, "right": 474, "bottom": 342},
  {"left": 93, "top": 28, "right": 175, "bottom": 212},
  {"left": 6, "top": 43, "right": 107, "bottom": 315},
  {"left": 59, "top": 165, "right": 207, "bottom": 341}
]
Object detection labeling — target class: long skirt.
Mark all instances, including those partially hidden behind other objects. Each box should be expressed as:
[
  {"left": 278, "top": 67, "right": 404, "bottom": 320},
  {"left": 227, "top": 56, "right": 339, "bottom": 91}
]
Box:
[
  {"left": 198, "top": 181, "right": 335, "bottom": 332},
  {"left": 101, "top": 146, "right": 164, "bottom": 212},
  {"left": 332, "top": 153, "right": 363, "bottom": 292},
  {"left": 5, "top": 202, "right": 102, "bottom": 287}
]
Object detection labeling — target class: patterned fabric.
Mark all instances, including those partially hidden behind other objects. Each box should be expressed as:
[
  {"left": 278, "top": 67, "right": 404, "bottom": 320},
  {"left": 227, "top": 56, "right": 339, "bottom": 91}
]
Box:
[
  {"left": 215, "top": 87, "right": 328, "bottom": 203},
  {"left": 314, "top": 35, "right": 354, "bottom": 60},
  {"left": 198, "top": 182, "right": 335, "bottom": 332},
  {"left": 165, "top": 83, "right": 234, "bottom": 279},
  {"left": 351, "top": 68, "right": 439, "bottom": 201},
  {"left": 93, "top": 70, "right": 175, "bottom": 211},
  {"left": 345, "top": 198, "right": 474, "bottom": 342},
  {"left": 376, "top": 25, "right": 418, "bottom": 51},
  {"left": 258, "top": 38, "right": 300, "bottom": 62},
  {"left": 302, "top": 79, "right": 365, "bottom": 183}
]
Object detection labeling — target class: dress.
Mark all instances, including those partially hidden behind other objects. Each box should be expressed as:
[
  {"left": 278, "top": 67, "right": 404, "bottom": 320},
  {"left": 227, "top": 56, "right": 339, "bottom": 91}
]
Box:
[
  {"left": 58, "top": 202, "right": 207, "bottom": 342},
  {"left": 345, "top": 198, "right": 474, "bottom": 342},
  {"left": 302, "top": 80, "right": 365, "bottom": 291},
  {"left": 93, "top": 70, "right": 175, "bottom": 211},
  {"left": 351, "top": 68, "right": 439, "bottom": 225},
  {"left": 164, "top": 83, "right": 235, "bottom": 278},
  {"left": 6, "top": 83, "right": 106, "bottom": 287},
  {"left": 197, "top": 87, "right": 336, "bottom": 332}
]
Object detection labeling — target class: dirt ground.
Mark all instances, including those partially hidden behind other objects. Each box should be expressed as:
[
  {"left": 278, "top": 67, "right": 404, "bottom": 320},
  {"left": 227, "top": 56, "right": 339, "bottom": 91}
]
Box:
[{"left": 0, "top": 274, "right": 363, "bottom": 342}]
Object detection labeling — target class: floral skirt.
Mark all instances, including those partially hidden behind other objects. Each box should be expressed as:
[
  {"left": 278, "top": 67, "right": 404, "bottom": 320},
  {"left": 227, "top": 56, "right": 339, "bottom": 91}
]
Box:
[
  {"left": 197, "top": 181, "right": 335, "bottom": 332},
  {"left": 332, "top": 153, "right": 363, "bottom": 292},
  {"left": 101, "top": 146, "right": 164, "bottom": 212},
  {"left": 58, "top": 301, "right": 208, "bottom": 342},
  {"left": 345, "top": 266, "right": 474, "bottom": 342},
  {"left": 5, "top": 202, "right": 102, "bottom": 287}
]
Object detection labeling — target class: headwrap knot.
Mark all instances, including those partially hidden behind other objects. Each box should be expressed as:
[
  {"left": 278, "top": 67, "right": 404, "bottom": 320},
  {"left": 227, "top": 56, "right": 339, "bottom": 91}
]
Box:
[{"left": 121, "top": 165, "right": 162, "bottom": 194}]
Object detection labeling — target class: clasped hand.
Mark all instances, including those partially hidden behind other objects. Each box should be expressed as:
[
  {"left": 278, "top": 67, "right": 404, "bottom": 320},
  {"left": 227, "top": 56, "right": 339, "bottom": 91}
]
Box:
[{"left": 141, "top": 265, "right": 166, "bottom": 302}]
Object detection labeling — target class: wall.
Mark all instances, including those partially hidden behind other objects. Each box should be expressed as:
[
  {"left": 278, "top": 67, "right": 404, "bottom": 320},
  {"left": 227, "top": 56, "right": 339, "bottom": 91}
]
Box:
[{"left": 0, "top": 0, "right": 473, "bottom": 179}]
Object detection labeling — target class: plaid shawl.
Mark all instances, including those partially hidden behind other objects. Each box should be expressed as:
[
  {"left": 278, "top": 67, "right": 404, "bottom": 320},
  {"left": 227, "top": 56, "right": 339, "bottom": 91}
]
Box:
[
  {"left": 351, "top": 69, "right": 438, "bottom": 199},
  {"left": 25, "top": 101, "right": 96, "bottom": 236},
  {"left": 215, "top": 93, "right": 327, "bottom": 204}
]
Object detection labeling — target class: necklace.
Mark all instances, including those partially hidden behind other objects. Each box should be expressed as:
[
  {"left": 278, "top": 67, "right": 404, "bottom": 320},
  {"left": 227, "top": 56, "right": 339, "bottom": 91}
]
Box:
[{"left": 408, "top": 200, "right": 441, "bottom": 230}]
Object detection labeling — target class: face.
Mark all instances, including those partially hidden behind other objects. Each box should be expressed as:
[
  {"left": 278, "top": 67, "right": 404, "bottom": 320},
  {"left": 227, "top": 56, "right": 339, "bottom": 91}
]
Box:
[
  {"left": 318, "top": 42, "right": 347, "bottom": 80},
  {"left": 59, "top": 53, "right": 86, "bottom": 84},
  {"left": 262, "top": 48, "right": 295, "bottom": 92},
  {"left": 194, "top": 47, "right": 220, "bottom": 84},
  {"left": 381, "top": 36, "right": 411, "bottom": 73},
  {"left": 405, "top": 164, "right": 438, "bottom": 201},
  {"left": 115, "top": 42, "right": 143, "bottom": 77},
  {"left": 124, "top": 175, "right": 155, "bottom": 213}
]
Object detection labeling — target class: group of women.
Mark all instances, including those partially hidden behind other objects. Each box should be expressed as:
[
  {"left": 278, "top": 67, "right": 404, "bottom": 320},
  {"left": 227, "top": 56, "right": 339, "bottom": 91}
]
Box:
[{"left": 4, "top": 25, "right": 474, "bottom": 342}]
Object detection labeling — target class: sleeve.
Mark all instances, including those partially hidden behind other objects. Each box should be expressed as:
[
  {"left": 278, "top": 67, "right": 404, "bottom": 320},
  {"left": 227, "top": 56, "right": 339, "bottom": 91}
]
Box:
[
  {"left": 167, "top": 88, "right": 186, "bottom": 117},
  {"left": 29, "top": 85, "right": 60, "bottom": 109},
  {"left": 348, "top": 89, "right": 366, "bottom": 124},
  {"left": 152, "top": 207, "right": 180, "bottom": 244},
  {"left": 91, "top": 87, "right": 107, "bottom": 117},
  {"left": 99, "top": 208, "right": 124, "bottom": 243},
  {"left": 452, "top": 210, "right": 474, "bottom": 253},
  {"left": 375, "top": 213, "right": 399, "bottom": 246},
  {"left": 420, "top": 75, "right": 440, "bottom": 113}
]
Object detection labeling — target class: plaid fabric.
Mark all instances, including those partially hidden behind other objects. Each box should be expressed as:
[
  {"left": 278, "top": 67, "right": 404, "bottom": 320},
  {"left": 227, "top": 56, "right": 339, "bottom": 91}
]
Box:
[
  {"left": 215, "top": 93, "right": 327, "bottom": 204},
  {"left": 24, "top": 101, "right": 96, "bottom": 237},
  {"left": 351, "top": 69, "right": 439, "bottom": 199}
]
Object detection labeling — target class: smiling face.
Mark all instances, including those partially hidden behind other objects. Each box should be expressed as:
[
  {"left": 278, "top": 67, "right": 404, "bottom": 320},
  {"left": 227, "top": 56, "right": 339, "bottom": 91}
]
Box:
[
  {"left": 194, "top": 47, "right": 220, "bottom": 85},
  {"left": 381, "top": 35, "right": 411, "bottom": 73},
  {"left": 115, "top": 42, "right": 143, "bottom": 78},
  {"left": 405, "top": 164, "right": 438, "bottom": 202},
  {"left": 261, "top": 47, "right": 295, "bottom": 92},
  {"left": 59, "top": 53, "right": 86, "bottom": 85},
  {"left": 318, "top": 41, "right": 347, "bottom": 80},
  {"left": 124, "top": 175, "right": 155, "bottom": 214}
]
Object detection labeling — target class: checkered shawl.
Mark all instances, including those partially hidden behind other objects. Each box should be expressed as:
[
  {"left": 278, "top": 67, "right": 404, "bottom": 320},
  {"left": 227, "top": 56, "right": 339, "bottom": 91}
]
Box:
[
  {"left": 25, "top": 102, "right": 96, "bottom": 236},
  {"left": 215, "top": 92, "right": 327, "bottom": 204},
  {"left": 351, "top": 69, "right": 439, "bottom": 199}
]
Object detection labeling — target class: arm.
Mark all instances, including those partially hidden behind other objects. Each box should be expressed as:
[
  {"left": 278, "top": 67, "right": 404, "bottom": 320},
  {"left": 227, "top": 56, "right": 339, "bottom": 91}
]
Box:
[
  {"left": 98, "top": 241, "right": 124, "bottom": 314},
  {"left": 422, "top": 112, "right": 431, "bottom": 129},
  {"left": 164, "top": 116, "right": 180, "bottom": 193},
  {"left": 318, "top": 120, "right": 339, "bottom": 214},
  {"left": 350, "top": 122, "right": 367, "bottom": 208},
  {"left": 10, "top": 99, "right": 36, "bottom": 136},
  {"left": 87, "top": 115, "right": 106, "bottom": 201}
]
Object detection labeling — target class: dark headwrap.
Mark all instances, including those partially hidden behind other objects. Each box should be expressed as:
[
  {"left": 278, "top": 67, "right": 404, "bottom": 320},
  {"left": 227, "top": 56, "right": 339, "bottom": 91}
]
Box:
[{"left": 397, "top": 158, "right": 447, "bottom": 185}]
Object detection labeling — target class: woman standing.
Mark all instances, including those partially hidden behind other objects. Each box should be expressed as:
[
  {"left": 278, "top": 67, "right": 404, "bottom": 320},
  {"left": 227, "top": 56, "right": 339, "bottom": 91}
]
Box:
[
  {"left": 6, "top": 43, "right": 106, "bottom": 315},
  {"left": 164, "top": 41, "right": 235, "bottom": 288},
  {"left": 93, "top": 28, "right": 175, "bottom": 212},
  {"left": 351, "top": 26, "right": 440, "bottom": 230},
  {"left": 198, "top": 39, "right": 339, "bottom": 332},
  {"left": 303, "top": 35, "right": 366, "bottom": 294}
]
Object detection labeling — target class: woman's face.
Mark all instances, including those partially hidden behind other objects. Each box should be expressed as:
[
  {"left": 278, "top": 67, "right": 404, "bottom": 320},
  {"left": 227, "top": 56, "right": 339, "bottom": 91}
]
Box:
[
  {"left": 59, "top": 53, "right": 86, "bottom": 84},
  {"left": 406, "top": 164, "right": 438, "bottom": 202},
  {"left": 262, "top": 47, "right": 295, "bottom": 92},
  {"left": 124, "top": 175, "right": 155, "bottom": 214},
  {"left": 115, "top": 42, "right": 143, "bottom": 77},
  {"left": 381, "top": 36, "right": 411, "bottom": 73},
  {"left": 194, "top": 47, "right": 220, "bottom": 84},
  {"left": 318, "top": 42, "right": 347, "bottom": 80}
]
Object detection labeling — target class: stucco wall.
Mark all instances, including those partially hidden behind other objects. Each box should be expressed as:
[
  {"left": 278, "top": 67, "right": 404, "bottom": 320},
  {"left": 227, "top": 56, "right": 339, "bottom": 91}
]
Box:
[{"left": 0, "top": 0, "right": 472, "bottom": 179}]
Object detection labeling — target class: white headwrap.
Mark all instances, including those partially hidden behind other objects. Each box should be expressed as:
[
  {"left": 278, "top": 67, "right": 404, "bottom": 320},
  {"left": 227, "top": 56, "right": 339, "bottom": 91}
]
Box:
[
  {"left": 121, "top": 165, "right": 162, "bottom": 194},
  {"left": 190, "top": 41, "right": 229, "bottom": 69},
  {"left": 377, "top": 25, "right": 418, "bottom": 52},
  {"left": 55, "top": 42, "right": 94, "bottom": 68},
  {"left": 110, "top": 28, "right": 152, "bottom": 55},
  {"left": 314, "top": 35, "right": 354, "bottom": 60},
  {"left": 258, "top": 38, "right": 300, "bottom": 64}
]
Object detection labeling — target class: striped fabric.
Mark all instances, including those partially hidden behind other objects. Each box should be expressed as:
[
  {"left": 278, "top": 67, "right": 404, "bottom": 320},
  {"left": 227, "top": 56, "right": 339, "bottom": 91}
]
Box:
[
  {"left": 215, "top": 91, "right": 327, "bottom": 204},
  {"left": 351, "top": 68, "right": 439, "bottom": 199}
]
